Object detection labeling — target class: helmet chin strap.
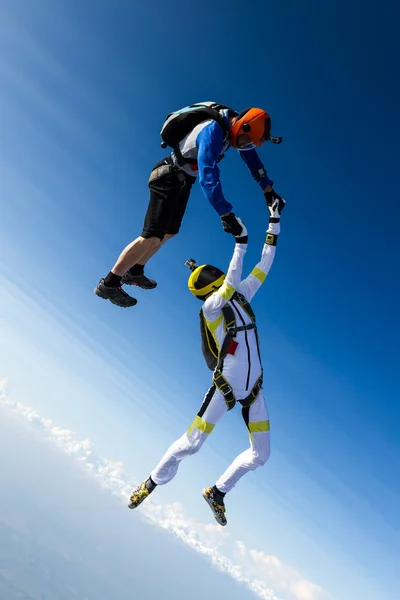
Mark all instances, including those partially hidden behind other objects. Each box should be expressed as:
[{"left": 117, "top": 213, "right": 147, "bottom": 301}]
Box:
[{"left": 270, "top": 135, "right": 283, "bottom": 144}]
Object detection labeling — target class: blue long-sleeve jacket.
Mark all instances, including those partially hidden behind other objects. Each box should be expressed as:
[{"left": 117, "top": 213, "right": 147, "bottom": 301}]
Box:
[{"left": 195, "top": 120, "right": 274, "bottom": 216}]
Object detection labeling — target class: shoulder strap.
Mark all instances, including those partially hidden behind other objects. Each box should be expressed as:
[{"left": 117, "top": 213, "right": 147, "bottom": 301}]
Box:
[
  {"left": 233, "top": 291, "right": 256, "bottom": 323},
  {"left": 232, "top": 292, "right": 261, "bottom": 361},
  {"left": 201, "top": 299, "right": 257, "bottom": 372},
  {"left": 173, "top": 105, "right": 231, "bottom": 166},
  {"left": 217, "top": 304, "right": 237, "bottom": 363},
  {"left": 221, "top": 303, "right": 236, "bottom": 331}
]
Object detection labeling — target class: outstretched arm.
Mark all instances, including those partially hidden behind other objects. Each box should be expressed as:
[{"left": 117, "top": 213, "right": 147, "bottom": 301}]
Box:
[
  {"left": 238, "top": 148, "right": 274, "bottom": 191},
  {"left": 202, "top": 222, "right": 248, "bottom": 319},
  {"left": 239, "top": 147, "right": 284, "bottom": 207},
  {"left": 237, "top": 223, "right": 279, "bottom": 302},
  {"left": 237, "top": 196, "right": 285, "bottom": 302},
  {"left": 196, "top": 122, "right": 233, "bottom": 216},
  {"left": 197, "top": 122, "right": 248, "bottom": 237}
]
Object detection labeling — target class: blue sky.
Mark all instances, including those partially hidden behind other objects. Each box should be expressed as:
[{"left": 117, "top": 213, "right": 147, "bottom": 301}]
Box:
[{"left": 1, "top": 1, "right": 399, "bottom": 599}]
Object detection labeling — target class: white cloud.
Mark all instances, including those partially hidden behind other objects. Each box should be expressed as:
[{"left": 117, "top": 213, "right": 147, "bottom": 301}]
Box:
[
  {"left": 0, "top": 380, "right": 332, "bottom": 600},
  {"left": 235, "top": 543, "right": 332, "bottom": 600}
]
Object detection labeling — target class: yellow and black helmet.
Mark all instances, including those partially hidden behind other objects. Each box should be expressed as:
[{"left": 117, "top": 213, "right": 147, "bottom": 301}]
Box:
[{"left": 185, "top": 259, "right": 225, "bottom": 300}]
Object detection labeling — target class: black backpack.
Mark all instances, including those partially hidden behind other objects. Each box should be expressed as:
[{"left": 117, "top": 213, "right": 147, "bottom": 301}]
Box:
[
  {"left": 160, "top": 102, "right": 235, "bottom": 161},
  {"left": 200, "top": 308, "right": 220, "bottom": 371}
]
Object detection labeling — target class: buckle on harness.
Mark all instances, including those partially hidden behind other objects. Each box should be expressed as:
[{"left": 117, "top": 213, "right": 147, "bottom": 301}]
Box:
[
  {"left": 176, "top": 170, "right": 186, "bottom": 185},
  {"left": 221, "top": 391, "right": 236, "bottom": 411},
  {"left": 213, "top": 371, "right": 236, "bottom": 410},
  {"left": 220, "top": 386, "right": 231, "bottom": 398}
]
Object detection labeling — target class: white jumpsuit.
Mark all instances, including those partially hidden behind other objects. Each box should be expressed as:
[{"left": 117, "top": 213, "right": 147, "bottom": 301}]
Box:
[{"left": 151, "top": 223, "right": 279, "bottom": 493}]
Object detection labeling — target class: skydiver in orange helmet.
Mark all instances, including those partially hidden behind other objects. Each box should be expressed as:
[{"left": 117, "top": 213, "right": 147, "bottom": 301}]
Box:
[{"left": 94, "top": 102, "right": 283, "bottom": 308}]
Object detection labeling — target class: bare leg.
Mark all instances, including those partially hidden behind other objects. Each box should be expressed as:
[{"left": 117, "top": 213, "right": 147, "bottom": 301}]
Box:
[
  {"left": 139, "top": 233, "right": 176, "bottom": 266},
  {"left": 110, "top": 236, "right": 161, "bottom": 276}
]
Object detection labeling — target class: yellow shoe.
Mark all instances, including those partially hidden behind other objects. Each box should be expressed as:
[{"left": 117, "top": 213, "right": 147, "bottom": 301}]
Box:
[
  {"left": 202, "top": 486, "right": 227, "bottom": 526},
  {"left": 128, "top": 481, "right": 150, "bottom": 509}
]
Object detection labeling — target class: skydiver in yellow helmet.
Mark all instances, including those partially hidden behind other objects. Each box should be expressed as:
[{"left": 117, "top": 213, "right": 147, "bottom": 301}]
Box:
[{"left": 128, "top": 197, "right": 285, "bottom": 526}]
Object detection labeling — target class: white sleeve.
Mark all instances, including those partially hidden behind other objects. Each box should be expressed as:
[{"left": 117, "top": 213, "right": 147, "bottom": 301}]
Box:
[
  {"left": 202, "top": 242, "right": 247, "bottom": 320},
  {"left": 237, "top": 222, "right": 280, "bottom": 302}
]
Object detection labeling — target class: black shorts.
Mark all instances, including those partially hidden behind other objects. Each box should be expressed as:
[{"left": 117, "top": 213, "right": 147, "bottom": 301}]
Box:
[{"left": 142, "top": 156, "right": 196, "bottom": 239}]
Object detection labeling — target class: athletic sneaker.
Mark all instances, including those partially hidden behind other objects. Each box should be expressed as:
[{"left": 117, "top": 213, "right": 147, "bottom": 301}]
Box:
[
  {"left": 202, "top": 486, "right": 227, "bottom": 526},
  {"left": 121, "top": 272, "right": 157, "bottom": 290},
  {"left": 94, "top": 279, "right": 137, "bottom": 307},
  {"left": 128, "top": 481, "right": 151, "bottom": 509}
]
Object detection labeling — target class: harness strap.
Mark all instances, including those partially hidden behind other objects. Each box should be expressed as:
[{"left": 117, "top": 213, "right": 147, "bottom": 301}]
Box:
[
  {"left": 217, "top": 305, "right": 236, "bottom": 365},
  {"left": 227, "top": 323, "right": 256, "bottom": 334},
  {"left": 210, "top": 290, "right": 262, "bottom": 411},
  {"left": 148, "top": 163, "right": 186, "bottom": 185},
  {"left": 232, "top": 292, "right": 256, "bottom": 323},
  {"left": 238, "top": 374, "right": 263, "bottom": 408},
  {"left": 173, "top": 104, "right": 230, "bottom": 168},
  {"left": 213, "top": 371, "right": 236, "bottom": 411},
  {"left": 213, "top": 371, "right": 263, "bottom": 411},
  {"left": 217, "top": 300, "right": 256, "bottom": 365},
  {"left": 148, "top": 164, "right": 173, "bottom": 183},
  {"left": 173, "top": 146, "right": 227, "bottom": 168}
]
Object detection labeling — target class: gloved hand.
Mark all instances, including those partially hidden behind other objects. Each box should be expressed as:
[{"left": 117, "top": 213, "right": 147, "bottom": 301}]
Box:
[
  {"left": 221, "top": 212, "right": 248, "bottom": 243},
  {"left": 265, "top": 196, "right": 285, "bottom": 246},
  {"left": 264, "top": 188, "right": 283, "bottom": 207},
  {"left": 268, "top": 194, "right": 286, "bottom": 223}
]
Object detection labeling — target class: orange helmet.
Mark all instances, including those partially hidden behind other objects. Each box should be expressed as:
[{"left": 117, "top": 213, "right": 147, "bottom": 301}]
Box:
[{"left": 230, "top": 108, "right": 271, "bottom": 150}]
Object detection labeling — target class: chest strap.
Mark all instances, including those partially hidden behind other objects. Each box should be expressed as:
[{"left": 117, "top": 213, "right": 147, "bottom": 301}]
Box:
[
  {"left": 227, "top": 323, "right": 256, "bottom": 334},
  {"left": 219, "top": 303, "right": 256, "bottom": 360}
]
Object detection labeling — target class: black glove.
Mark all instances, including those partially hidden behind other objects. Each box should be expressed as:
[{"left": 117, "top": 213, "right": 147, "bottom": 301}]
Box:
[
  {"left": 264, "top": 188, "right": 284, "bottom": 207},
  {"left": 221, "top": 213, "right": 248, "bottom": 243}
]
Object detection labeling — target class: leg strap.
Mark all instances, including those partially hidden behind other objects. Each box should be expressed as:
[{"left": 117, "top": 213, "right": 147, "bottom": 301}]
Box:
[
  {"left": 213, "top": 370, "right": 236, "bottom": 411},
  {"left": 239, "top": 374, "right": 263, "bottom": 408},
  {"left": 213, "top": 372, "right": 263, "bottom": 411},
  {"left": 148, "top": 163, "right": 186, "bottom": 185}
]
